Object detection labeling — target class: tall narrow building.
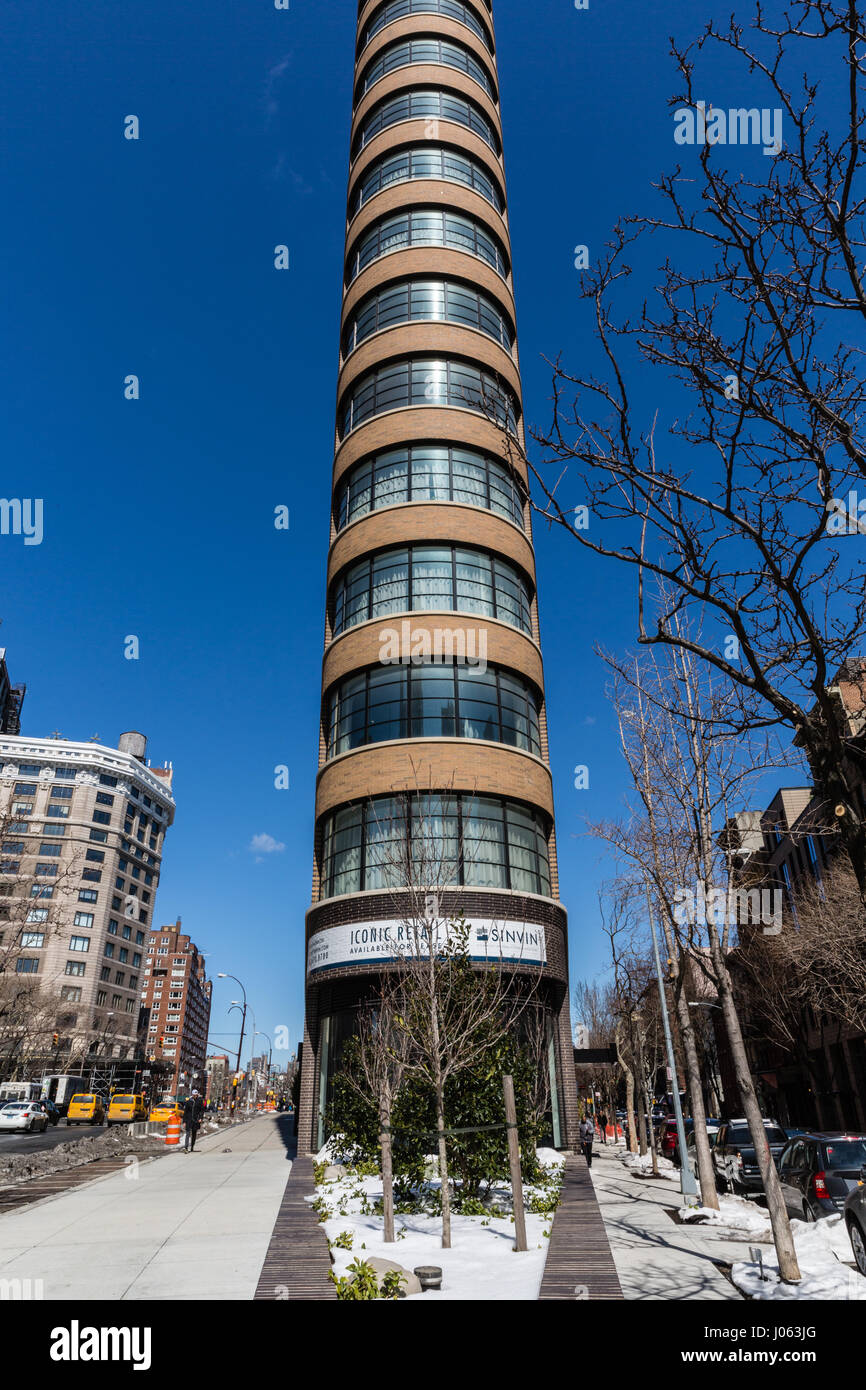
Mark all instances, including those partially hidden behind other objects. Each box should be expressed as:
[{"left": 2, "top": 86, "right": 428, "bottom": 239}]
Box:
[{"left": 298, "top": 0, "right": 579, "bottom": 1152}]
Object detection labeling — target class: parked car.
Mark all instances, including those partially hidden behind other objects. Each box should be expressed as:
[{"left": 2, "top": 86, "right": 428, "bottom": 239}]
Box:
[
  {"left": 66, "top": 1093, "right": 105, "bottom": 1126},
  {"left": 658, "top": 1117, "right": 694, "bottom": 1161},
  {"left": 0, "top": 1101, "right": 49, "bottom": 1134},
  {"left": 107, "top": 1093, "right": 147, "bottom": 1125},
  {"left": 36, "top": 1099, "right": 61, "bottom": 1126},
  {"left": 778, "top": 1133, "right": 866, "bottom": 1222},
  {"left": 683, "top": 1122, "right": 720, "bottom": 1164},
  {"left": 844, "top": 1172, "right": 866, "bottom": 1277},
  {"left": 713, "top": 1118, "right": 788, "bottom": 1194}
]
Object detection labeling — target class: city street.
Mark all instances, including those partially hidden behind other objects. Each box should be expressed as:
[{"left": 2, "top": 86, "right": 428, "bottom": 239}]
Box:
[
  {"left": 0, "top": 1123, "right": 106, "bottom": 1158},
  {"left": 0, "top": 1115, "right": 291, "bottom": 1299}
]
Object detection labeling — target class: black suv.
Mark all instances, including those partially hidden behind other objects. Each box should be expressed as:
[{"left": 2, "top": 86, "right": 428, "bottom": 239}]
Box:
[
  {"left": 712, "top": 1119, "right": 788, "bottom": 1194},
  {"left": 778, "top": 1132, "right": 866, "bottom": 1221}
]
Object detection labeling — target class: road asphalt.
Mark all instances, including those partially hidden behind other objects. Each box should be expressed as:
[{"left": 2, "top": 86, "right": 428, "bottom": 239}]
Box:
[{"left": 0, "top": 1114, "right": 292, "bottom": 1299}]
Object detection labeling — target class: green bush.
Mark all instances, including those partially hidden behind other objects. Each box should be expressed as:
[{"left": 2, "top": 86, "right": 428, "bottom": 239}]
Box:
[{"left": 329, "top": 1258, "right": 406, "bottom": 1301}]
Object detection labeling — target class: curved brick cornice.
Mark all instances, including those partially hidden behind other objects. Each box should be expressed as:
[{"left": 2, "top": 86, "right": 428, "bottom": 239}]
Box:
[
  {"left": 321, "top": 610, "right": 544, "bottom": 693},
  {"left": 314, "top": 736, "right": 554, "bottom": 820},
  {"left": 332, "top": 406, "right": 527, "bottom": 488},
  {"left": 346, "top": 176, "right": 510, "bottom": 248},
  {"left": 341, "top": 246, "right": 515, "bottom": 328},
  {"left": 326, "top": 500, "right": 535, "bottom": 587}
]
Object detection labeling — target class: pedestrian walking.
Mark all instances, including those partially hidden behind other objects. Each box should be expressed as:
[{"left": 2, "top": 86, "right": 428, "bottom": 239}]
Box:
[
  {"left": 183, "top": 1090, "right": 204, "bottom": 1152},
  {"left": 599, "top": 1111, "right": 608, "bottom": 1145},
  {"left": 579, "top": 1115, "right": 595, "bottom": 1168}
]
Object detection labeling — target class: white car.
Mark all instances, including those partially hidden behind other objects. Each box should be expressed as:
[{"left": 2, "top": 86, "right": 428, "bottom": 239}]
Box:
[{"left": 0, "top": 1102, "right": 49, "bottom": 1134}]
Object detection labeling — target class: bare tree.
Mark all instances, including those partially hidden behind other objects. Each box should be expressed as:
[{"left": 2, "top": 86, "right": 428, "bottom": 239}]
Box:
[
  {"left": 511, "top": 2, "right": 866, "bottom": 893},
  {"left": 622, "top": 637, "right": 802, "bottom": 1278},
  {"left": 340, "top": 986, "right": 409, "bottom": 1243}
]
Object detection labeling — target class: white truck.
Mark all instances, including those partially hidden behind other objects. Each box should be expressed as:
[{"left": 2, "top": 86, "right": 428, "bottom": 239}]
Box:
[{"left": 40, "top": 1074, "right": 88, "bottom": 1116}]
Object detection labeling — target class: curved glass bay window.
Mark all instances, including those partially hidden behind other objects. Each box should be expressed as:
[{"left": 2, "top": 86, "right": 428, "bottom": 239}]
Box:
[
  {"left": 340, "top": 356, "right": 517, "bottom": 435},
  {"left": 347, "top": 208, "right": 508, "bottom": 283},
  {"left": 335, "top": 443, "right": 524, "bottom": 529},
  {"left": 343, "top": 279, "right": 513, "bottom": 354},
  {"left": 360, "top": 38, "right": 494, "bottom": 100},
  {"left": 320, "top": 792, "right": 552, "bottom": 897},
  {"left": 326, "top": 662, "right": 542, "bottom": 757},
  {"left": 330, "top": 543, "right": 532, "bottom": 635},
  {"left": 350, "top": 146, "right": 503, "bottom": 215},
  {"left": 361, "top": 0, "right": 492, "bottom": 52},
  {"left": 354, "top": 89, "right": 499, "bottom": 156}
]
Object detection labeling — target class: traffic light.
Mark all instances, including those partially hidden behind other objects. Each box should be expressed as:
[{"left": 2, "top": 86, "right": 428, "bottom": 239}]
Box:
[
  {"left": 52, "top": 1032, "right": 59, "bottom": 1047},
  {"left": 158, "top": 1035, "right": 165, "bottom": 1047}
]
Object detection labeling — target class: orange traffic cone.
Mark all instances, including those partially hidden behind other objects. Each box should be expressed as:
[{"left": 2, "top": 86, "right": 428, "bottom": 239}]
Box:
[{"left": 165, "top": 1113, "right": 181, "bottom": 1147}]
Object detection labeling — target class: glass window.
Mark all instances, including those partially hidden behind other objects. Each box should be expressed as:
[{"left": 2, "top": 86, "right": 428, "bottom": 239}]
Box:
[
  {"left": 331, "top": 543, "right": 531, "bottom": 635},
  {"left": 360, "top": 37, "right": 494, "bottom": 98},
  {"left": 343, "top": 279, "right": 511, "bottom": 355},
  {"left": 17, "top": 957, "right": 39, "bottom": 973},
  {"left": 354, "top": 88, "right": 498, "bottom": 157},
  {"left": 341, "top": 357, "right": 516, "bottom": 436},
  {"left": 320, "top": 792, "right": 550, "bottom": 898},
  {"left": 65, "top": 961, "right": 86, "bottom": 977},
  {"left": 350, "top": 146, "right": 502, "bottom": 216},
  {"left": 69, "top": 935, "right": 90, "bottom": 952},
  {"left": 361, "top": 0, "right": 492, "bottom": 53},
  {"left": 21, "top": 931, "right": 45, "bottom": 948}
]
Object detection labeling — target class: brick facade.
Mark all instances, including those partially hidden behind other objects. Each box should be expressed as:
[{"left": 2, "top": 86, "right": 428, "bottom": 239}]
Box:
[{"left": 298, "top": 0, "right": 579, "bottom": 1155}]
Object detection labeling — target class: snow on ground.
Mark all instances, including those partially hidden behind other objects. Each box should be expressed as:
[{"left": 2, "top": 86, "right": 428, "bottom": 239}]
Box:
[
  {"left": 679, "top": 1194, "right": 774, "bottom": 1237},
  {"left": 307, "top": 1160, "right": 560, "bottom": 1301},
  {"left": 729, "top": 1212, "right": 866, "bottom": 1300},
  {"left": 619, "top": 1149, "right": 679, "bottom": 1182}
]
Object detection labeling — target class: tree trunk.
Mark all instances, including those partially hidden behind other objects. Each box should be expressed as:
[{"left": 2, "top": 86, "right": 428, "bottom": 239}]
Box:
[
  {"left": 645, "top": 1084, "right": 659, "bottom": 1175},
  {"left": 435, "top": 1085, "right": 452, "bottom": 1249},
  {"left": 636, "top": 1077, "right": 647, "bottom": 1156},
  {"left": 624, "top": 1066, "right": 638, "bottom": 1153},
  {"left": 380, "top": 1098, "right": 395, "bottom": 1244},
  {"left": 713, "top": 944, "right": 801, "bottom": 1282},
  {"left": 673, "top": 985, "right": 719, "bottom": 1210}
]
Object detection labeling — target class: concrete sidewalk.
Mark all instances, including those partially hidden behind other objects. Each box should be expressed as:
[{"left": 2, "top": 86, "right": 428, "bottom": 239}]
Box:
[
  {"left": 589, "top": 1140, "right": 754, "bottom": 1300},
  {"left": 0, "top": 1114, "right": 292, "bottom": 1300}
]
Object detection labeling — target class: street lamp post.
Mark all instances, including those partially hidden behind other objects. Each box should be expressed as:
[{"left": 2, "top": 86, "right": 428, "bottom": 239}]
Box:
[
  {"left": 218, "top": 973, "right": 247, "bottom": 1115},
  {"left": 254, "top": 1031, "right": 272, "bottom": 1108}
]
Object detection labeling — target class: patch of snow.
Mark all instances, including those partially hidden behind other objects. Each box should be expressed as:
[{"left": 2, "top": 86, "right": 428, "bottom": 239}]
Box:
[
  {"left": 732, "top": 1212, "right": 866, "bottom": 1300},
  {"left": 679, "top": 1195, "right": 773, "bottom": 1238},
  {"left": 535, "top": 1147, "right": 565, "bottom": 1168},
  {"left": 307, "top": 1158, "right": 561, "bottom": 1301},
  {"left": 619, "top": 1150, "right": 679, "bottom": 1181}
]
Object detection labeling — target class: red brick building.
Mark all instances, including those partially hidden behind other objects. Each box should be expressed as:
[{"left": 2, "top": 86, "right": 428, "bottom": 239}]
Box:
[{"left": 139, "top": 920, "right": 212, "bottom": 1096}]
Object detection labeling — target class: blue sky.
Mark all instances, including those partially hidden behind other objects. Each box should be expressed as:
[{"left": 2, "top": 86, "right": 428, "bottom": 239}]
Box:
[{"left": 0, "top": 0, "right": 817, "bottom": 1065}]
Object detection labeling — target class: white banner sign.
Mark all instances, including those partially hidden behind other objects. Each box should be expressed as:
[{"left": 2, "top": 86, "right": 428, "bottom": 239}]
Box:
[{"left": 307, "top": 917, "right": 547, "bottom": 976}]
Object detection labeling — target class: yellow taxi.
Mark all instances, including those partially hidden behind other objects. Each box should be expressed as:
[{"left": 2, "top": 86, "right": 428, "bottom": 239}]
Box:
[
  {"left": 66, "top": 1094, "right": 106, "bottom": 1126},
  {"left": 149, "top": 1097, "right": 181, "bottom": 1123},
  {"left": 107, "top": 1093, "right": 147, "bottom": 1125}
]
